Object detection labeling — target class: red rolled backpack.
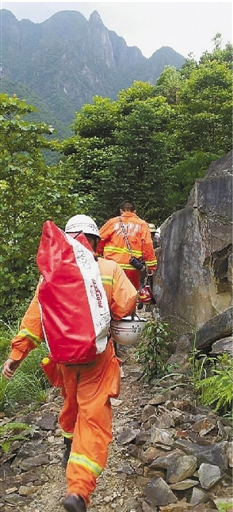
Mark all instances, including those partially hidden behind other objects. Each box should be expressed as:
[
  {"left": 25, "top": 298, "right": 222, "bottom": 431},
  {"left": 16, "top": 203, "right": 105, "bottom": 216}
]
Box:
[{"left": 36, "top": 220, "right": 110, "bottom": 365}]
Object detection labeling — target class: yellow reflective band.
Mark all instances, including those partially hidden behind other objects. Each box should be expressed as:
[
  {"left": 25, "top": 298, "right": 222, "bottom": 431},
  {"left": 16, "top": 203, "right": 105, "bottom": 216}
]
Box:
[
  {"left": 104, "top": 246, "right": 128, "bottom": 255},
  {"left": 120, "top": 263, "right": 138, "bottom": 270},
  {"left": 18, "top": 328, "right": 44, "bottom": 346},
  {"left": 104, "top": 246, "right": 142, "bottom": 257},
  {"left": 69, "top": 452, "right": 103, "bottom": 477},
  {"left": 145, "top": 259, "right": 157, "bottom": 266},
  {"left": 62, "top": 431, "right": 73, "bottom": 439},
  {"left": 101, "top": 275, "right": 115, "bottom": 286}
]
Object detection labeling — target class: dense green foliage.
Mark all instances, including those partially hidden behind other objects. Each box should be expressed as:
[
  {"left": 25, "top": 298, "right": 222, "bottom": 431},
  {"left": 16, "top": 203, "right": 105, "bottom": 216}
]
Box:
[
  {"left": 194, "top": 353, "right": 233, "bottom": 415},
  {"left": 0, "top": 94, "right": 89, "bottom": 315},
  {"left": 0, "top": 313, "right": 52, "bottom": 413},
  {"left": 0, "top": 320, "right": 51, "bottom": 413},
  {"left": 58, "top": 37, "right": 232, "bottom": 226},
  {"left": 0, "top": 36, "right": 232, "bottom": 319},
  {"left": 0, "top": 77, "right": 72, "bottom": 144},
  {"left": 189, "top": 331, "right": 233, "bottom": 417},
  {"left": 0, "top": 343, "right": 51, "bottom": 413}
]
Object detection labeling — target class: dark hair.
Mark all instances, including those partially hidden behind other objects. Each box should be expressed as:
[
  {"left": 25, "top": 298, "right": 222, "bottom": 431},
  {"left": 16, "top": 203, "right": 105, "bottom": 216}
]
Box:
[
  {"left": 85, "top": 233, "right": 99, "bottom": 252},
  {"left": 120, "top": 200, "right": 135, "bottom": 212}
]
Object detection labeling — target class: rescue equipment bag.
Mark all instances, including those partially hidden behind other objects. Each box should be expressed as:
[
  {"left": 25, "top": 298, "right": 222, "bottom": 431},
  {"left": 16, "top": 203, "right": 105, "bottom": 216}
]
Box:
[{"left": 36, "top": 220, "right": 111, "bottom": 365}]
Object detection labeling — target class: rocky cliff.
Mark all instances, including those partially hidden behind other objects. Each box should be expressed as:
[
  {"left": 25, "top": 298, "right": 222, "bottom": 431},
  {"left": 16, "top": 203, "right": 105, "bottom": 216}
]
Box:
[{"left": 153, "top": 150, "right": 232, "bottom": 350}]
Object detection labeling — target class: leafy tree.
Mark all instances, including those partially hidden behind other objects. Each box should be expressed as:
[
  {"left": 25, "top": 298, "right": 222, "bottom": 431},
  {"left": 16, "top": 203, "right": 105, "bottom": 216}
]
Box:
[
  {"left": 200, "top": 34, "right": 233, "bottom": 65},
  {"left": 58, "top": 39, "right": 233, "bottom": 225},
  {"left": 113, "top": 96, "right": 175, "bottom": 221},
  {"left": 60, "top": 82, "right": 175, "bottom": 225},
  {"left": 155, "top": 66, "right": 183, "bottom": 105},
  {"left": 1, "top": 37, "right": 231, "bottom": 322},
  {"left": 0, "top": 94, "right": 87, "bottom": 317},
  {"left": 73, "top": 96, "right": 119, "bottom": 139},
  {"left": 59, "top": 95, "right": 121, "bottom": 224},
  {"left": 177, "top": 60, "right": 232, "bottom": 153},
  {"left": 117, "top": 81, "right": 158, "bottom": 113},
  {"left": 164, "top": 39, "right": 233, "bottom": 211}
]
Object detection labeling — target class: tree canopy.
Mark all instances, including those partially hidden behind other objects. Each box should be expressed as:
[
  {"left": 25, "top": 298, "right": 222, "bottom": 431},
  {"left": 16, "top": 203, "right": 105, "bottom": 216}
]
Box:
[
  {"left": 0, "top": 94, "right": 88, "bottom": 314},
  {"left": 0, "top": 37, "right": 232, "bottom": 317},
  {"left": 58, "top": 38, "right": 232, "bottom": 224}
]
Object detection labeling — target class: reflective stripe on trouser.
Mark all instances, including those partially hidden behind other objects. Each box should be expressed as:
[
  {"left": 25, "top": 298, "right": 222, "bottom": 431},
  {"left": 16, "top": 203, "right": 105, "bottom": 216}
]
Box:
[{"left": 59, "top": 341, "right": 120, "bottom": 503}]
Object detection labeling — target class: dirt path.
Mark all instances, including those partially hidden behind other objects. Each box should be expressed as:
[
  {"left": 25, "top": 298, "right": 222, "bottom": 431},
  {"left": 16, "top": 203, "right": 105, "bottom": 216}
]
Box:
[
  {"left": 2, "top": 314, "right": 232, "bottom": 512},
  {"left": 16, "top": 346, "right": 149, "bottom": 512}
]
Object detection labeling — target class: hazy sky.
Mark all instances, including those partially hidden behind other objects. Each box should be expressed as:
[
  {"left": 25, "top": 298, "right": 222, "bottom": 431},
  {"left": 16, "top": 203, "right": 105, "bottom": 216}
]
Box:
[{"left": 1, "top": 1, "right": 232, "bottom": 60}]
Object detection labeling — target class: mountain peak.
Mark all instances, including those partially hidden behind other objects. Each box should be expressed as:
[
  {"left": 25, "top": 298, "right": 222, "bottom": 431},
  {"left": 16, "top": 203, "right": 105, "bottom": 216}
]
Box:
[
  {"left": 1, "top": 9, "right": 17, "bottom": 21},
  {"left": 0, "top": 7, "right": 186, "bottom": 127},
  {"left": 89, "top": 10, "right": 103, "bottom": 25}
]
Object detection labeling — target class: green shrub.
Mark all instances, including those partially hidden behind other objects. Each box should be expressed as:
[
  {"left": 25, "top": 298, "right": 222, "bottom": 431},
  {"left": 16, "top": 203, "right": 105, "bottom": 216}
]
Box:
[
  {"left": 135, "top": 319, "right": 172, "bottom": 382},
  {"left": 195, "top": 353, "right": 233, "bottom": 415},
  {"left": 0, "top": 298, "right": 52, "bottom": 412},
  {"left": 0, "top": 343, "right": 51, "bottom": 413},
  {"left": 0, "top": 421, "right": 32, "bottom": 454},
  {"left": 0, "top": 319, "right": 16, "bottom": 362},
  {"left": 0, "top": 297, "right": 32, "bottom": 362},
  {"left": 2, "top": 297, "right": 32, "bottom": 326},
  {"left": 216, "top": 501, "right": 233, "bottom": 512},
  {"left": 0, "top": 333, "right": 11, "bottom": 363}
]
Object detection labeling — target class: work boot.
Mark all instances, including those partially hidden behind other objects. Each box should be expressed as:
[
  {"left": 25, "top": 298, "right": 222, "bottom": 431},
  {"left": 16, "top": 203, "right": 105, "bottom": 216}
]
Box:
[
  {"left": 63, "top": 494, "right": 86, "bottom": 512},
  {"left": 61, "top": 437, "right": 72, "bottom": 468}
]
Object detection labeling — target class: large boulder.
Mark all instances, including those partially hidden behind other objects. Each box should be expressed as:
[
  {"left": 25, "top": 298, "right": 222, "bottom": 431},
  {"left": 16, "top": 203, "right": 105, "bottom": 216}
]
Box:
[{"left": 154, "top": 151, "right": 232, "bottom": 339}]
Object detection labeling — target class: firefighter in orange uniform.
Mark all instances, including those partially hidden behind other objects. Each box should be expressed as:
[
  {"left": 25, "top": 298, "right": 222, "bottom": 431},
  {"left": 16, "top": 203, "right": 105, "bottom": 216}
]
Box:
[
  {"left": 97, "top": 199, "right": 157, "bottom": 291},
  {"left": 2, "top": 215, "right": 137, "bottom": 512}
]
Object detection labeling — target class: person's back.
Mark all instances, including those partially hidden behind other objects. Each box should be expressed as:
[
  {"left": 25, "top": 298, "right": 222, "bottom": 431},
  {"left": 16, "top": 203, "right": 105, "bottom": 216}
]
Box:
[
  {"left": 97, "top": 200, "right": 157, "bottom": 290},
  {"left": 3, "top": 214, "right": 137, "bottom": 512}
]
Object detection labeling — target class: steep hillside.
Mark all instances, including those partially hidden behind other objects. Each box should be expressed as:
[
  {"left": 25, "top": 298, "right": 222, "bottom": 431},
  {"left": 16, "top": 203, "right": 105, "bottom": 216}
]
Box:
[{"left": 0, "top": 8, "right": 186, "bottom": 129}]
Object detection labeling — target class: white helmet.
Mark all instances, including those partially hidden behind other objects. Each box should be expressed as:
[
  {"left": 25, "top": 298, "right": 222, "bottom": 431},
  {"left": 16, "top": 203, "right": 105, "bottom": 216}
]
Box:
[
  {"left": 65, "top": 214, "right": 100, "bottom": 238},
  {"left": 110, "top": 315, "right": 147, "bottom": 346},
  {"left": 148, "top": 223, "right": 156, "bottom": 233}
]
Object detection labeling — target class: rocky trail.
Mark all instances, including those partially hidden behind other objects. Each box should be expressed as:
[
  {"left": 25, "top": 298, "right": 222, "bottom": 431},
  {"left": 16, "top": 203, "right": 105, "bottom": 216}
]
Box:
[{"left": 1, "top": 315, "right": 233, "bottom": 512}]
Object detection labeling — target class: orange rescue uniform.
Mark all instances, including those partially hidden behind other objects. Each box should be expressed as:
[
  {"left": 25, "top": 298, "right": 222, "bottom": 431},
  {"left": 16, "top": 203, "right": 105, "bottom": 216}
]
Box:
[
  {"left": 8, "top": 257, "right": 137, "bottom": 506},
  {"left": 97, "top": 211, "right": 157, "bottom": 290}
]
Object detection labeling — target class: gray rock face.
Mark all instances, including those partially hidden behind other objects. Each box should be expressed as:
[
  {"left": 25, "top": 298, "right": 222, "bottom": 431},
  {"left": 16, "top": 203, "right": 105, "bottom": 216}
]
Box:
[
  {"left": 166, "top": 455, "right": 197, "bottom": 483},
  {"left": 153, "top": 150, "right": 233, "bottom": 344},
  {"left": 145, "top": 477, "right": 178, "bottom": 506},
  {"left": 198, "top": 463, "right": 224, "bottom": 489},
  {"left": 194, "top": 307, "right": 233, "bottom": 350},
  {"left": 211, "top": 336, "right": 233, "bottom": 354}
]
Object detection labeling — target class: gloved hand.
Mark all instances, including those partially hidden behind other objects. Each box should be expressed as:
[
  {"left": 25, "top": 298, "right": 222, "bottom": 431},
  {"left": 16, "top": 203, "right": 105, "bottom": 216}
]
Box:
[{"left": 147, "top": 264, "right": 157, "bottom": 275}]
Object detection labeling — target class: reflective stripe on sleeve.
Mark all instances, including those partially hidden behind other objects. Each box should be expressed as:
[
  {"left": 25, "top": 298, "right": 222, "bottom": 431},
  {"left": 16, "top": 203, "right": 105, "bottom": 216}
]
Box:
[
  {"left": 68, "top": 452, "right": 103, "bottom": 477},
  {"left": 101, "top": 275, "right": 115, "bottom": 286},
  {"left": 62, "top": 431, "right": 74, "bottom": 439},
  {"left": 18, "top": 328, "right": 44, "bottom": 346},
  {"left": 144, "top": 258, "right": 157, "bottom": 266}
]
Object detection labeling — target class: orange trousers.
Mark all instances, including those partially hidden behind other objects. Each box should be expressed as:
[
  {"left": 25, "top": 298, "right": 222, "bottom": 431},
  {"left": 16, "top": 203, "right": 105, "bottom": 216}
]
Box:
[{"left": 58, "top": 341, "right": 121, "bottom": 505}]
